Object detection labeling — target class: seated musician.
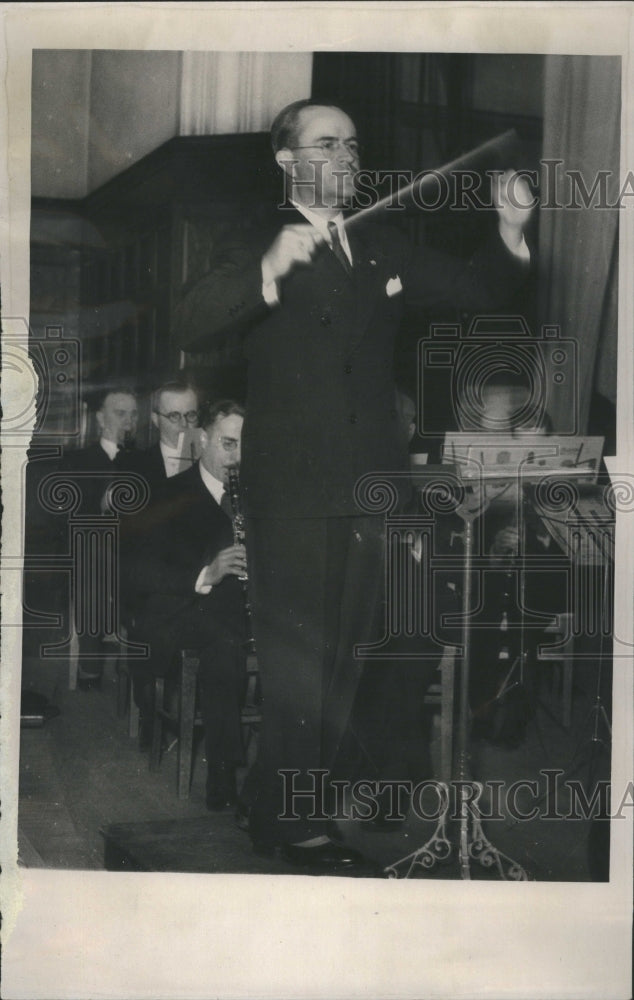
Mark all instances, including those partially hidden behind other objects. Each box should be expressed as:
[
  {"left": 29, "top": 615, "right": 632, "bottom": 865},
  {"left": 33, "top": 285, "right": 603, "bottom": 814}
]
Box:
[
  {"left": 61, "top": 386, "right": 149, "bottom": 691},
  {"left": 143, "top": 379, "right": 200, "bottom": 490},
  {"left": 453, "top": 371, "right": 567, "bottom": 745},
  {"left": 128, "top": 400, "right": 250, "bottom": 810}
]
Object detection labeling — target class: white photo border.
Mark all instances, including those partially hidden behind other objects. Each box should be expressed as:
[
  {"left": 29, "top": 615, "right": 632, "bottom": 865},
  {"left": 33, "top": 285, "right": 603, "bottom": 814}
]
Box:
[{"left": 1, "top": 3, "right": 632, "bottom": 999}]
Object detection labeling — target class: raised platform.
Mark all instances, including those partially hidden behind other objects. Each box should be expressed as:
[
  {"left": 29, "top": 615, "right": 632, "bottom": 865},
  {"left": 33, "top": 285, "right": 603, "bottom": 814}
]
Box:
[{"left": 101, "top": 816, "right": 380, "bottom": 877}]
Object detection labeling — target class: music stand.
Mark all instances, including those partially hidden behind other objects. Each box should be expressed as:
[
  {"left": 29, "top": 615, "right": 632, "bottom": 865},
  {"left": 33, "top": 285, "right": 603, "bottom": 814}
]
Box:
[{"left": 385, "top": 438, "right": 603, "bottom": 880}]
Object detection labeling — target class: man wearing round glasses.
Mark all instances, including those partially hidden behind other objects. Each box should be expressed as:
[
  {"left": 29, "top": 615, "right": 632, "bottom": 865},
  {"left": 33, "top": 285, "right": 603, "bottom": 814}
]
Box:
[
  {"left": 146, "top": 381, "right": 200, "bottom": 487},
  {"left": 175, "top": 99, "right": 533, "bottom": 870}
]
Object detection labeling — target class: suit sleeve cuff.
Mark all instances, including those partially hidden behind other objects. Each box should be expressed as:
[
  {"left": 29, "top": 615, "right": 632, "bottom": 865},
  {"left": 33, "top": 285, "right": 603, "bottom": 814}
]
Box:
[
  {"left": 499, "top": 228, "right": 530, "bottom": 263},
  {"left": 261, "top": 262, "right": 280, "bottom": 306},
  {"left": 195, "top": 566, "right": 213, "bottom": 594}
]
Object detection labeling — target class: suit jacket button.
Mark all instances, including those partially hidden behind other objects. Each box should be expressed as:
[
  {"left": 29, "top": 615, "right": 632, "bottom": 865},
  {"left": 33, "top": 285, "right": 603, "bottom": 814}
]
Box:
[
  {"left": 320, "top": 314, "right": 331, "bottom": 326},
  {"left": 344, "top": 364, "right": 352, "bottom": 374},
  {"left": 349, "top": 413, "right": 358, "bottom": 424}
]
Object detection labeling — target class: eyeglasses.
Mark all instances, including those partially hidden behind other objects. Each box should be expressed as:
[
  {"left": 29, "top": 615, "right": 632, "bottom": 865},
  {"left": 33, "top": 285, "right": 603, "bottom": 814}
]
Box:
[
  {"left": 156, "top": 410, "right": 199, "bottom": 425},
  {"left": 290, "top": 138, "right": 362, "bottom": 158},
  {"left": 217, "top": 436, "right": 240, "bottom": 453}
]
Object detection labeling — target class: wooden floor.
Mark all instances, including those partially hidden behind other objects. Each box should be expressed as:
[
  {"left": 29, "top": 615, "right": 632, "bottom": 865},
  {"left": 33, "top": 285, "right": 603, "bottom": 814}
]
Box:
[{"left": 17, "top": 653, "right": 611, "bottom": 881}]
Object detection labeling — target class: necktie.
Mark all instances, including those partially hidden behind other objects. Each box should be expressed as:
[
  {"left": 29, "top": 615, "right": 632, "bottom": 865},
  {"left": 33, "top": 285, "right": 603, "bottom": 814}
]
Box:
[
  {"left": 220, "top": 490, "right": 233, "bottom": 519},
  {"left": 327, "top": 220, "right": 352, "bottom": 276}
]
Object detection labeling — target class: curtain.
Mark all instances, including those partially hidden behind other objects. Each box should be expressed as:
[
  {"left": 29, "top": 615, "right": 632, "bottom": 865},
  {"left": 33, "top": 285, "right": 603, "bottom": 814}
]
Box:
[
  {"left": 538, "top": 56, "right": 621, "bottom": 434},
  {"left": 179, "top": 52, "right": 312, "bottom": 136}
]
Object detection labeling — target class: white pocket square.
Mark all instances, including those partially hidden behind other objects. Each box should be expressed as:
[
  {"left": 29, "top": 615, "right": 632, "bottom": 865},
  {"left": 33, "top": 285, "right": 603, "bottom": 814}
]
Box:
[{"left": 386, "top": 275, "right": 403, "bottom": 297}]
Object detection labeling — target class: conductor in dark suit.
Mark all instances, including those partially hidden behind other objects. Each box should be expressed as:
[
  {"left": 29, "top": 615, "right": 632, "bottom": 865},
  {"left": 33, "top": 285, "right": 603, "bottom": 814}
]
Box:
[
  {"left": 174, "top": 100, "right": 533, "bottom": 866},
  {"left": 129, "top": 400, "right": 249, "bottom": 809}
]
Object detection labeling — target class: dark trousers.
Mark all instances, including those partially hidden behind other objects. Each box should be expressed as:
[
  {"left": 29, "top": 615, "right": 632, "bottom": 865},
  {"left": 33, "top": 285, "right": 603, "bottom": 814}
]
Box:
[
  {"left": 132, "top": 622, "right": 247, "bottom": 780},
  {"left": 198, "top": 636, "right": 247, "bottom": 784},
  {"left": 344, "top": 657, "right": 439, "bottom": 787},
  {"left": 247, "top": 515, "right": 386, "bottom": 845}
]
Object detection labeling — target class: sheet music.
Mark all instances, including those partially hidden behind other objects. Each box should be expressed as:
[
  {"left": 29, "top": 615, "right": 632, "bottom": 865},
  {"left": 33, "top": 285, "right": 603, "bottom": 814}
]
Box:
[
  {"left": 536, "top": 485, "right": 615, "bottom": 565},
  {"left": 442, "top": 433, "right": 605, "bottom": 482}
]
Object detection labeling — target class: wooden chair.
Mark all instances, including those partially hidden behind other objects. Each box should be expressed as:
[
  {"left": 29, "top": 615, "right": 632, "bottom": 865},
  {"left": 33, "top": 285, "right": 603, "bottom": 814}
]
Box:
[
  {"left": 149, "top": 649, "right": 261, "bottom": 799},
  {"left": 116, "top": 651, "right": 140, "bottom": 739},
  {"left": 150, "top": 646, "right": 455, "bottom": 797},
  {"left": 70, "top": 618, "right": 140, "bottom": 739}
]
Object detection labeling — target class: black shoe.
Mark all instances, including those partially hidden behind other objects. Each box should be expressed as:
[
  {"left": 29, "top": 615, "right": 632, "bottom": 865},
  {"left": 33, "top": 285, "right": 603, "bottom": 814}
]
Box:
[
  {"left": 280, "top": 839, "right": 372, "bottom": 871},
  {"left": 77, "top": 674, "right": 102, "bottom": 692}
]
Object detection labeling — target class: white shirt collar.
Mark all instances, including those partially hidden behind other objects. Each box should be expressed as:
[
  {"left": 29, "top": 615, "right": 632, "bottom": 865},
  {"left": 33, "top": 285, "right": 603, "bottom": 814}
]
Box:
[
  {"left": 160, "top": 439, "right": 182, "bottom": 459},
  {"left": 99, "top": 437, "right": 119, "bottom": 461},
  {"left": 198, "top": 462, "right": 226, "bottom": 506},
  {"left": 290, "top": 200, "right": 351, "bottom": 260}
]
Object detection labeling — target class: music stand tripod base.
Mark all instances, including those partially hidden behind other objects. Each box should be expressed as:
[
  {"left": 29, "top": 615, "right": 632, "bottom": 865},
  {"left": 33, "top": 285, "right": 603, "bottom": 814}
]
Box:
[
  {"left": 383, "top": 772, "right": 529, "bottom": 881},
  {"left": 385, "top": 489, "right": 531, "bottom": 881}
]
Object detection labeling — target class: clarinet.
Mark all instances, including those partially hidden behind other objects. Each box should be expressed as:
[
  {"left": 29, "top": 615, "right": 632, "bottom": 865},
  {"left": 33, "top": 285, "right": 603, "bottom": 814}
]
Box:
[{"left": 227, "top": 466, "right": 256, "bottom": 652}]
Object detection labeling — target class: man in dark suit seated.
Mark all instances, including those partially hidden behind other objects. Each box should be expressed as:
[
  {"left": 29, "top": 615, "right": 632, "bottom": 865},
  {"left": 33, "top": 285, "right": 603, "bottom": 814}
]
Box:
[
  {"left": 443, "top": 371, "right": 567, "bottom": 746},
  {"left": 61, "top": 386, "right": 148, "bottom": 690},
  {"left": 142, "top": 380, "right": 200, "bottom": 491},
  {"left": 129, "top": 400, "right": 249, "bottom": 810}
]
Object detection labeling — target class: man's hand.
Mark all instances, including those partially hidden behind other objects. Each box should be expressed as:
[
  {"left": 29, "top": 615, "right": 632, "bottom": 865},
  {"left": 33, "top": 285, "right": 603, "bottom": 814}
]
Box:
[
  {"left": 261, "top": 225, "right": 325, "bottom": 284},
  {"left": 492, "top": 169, "right": 535, "bottom": 251},
  {"left": 201, "top": 544, "right": 248, "bottom": 587}
]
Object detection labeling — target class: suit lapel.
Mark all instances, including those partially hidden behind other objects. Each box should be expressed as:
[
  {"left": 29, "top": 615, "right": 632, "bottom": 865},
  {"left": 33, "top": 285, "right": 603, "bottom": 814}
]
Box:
[{"left": 187, "top": 464, "right": 233, "bottom": 564}]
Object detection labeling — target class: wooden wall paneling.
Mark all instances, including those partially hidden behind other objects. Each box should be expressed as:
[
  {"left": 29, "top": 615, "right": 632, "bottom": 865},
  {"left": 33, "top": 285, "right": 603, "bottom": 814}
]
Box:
[{"left": 31, "top": 134, "right": 281, "bottom": 438}]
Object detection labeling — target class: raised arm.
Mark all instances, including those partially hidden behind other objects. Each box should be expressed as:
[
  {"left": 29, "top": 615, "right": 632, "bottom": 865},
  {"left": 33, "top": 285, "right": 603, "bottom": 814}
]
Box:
[
  {"left": 403, "top": 168, "right": 534, "bottom": 312},
  {"left": 174, "top": 221, "right": 324, "bottom": 354},
  {"left": 174, "top": 239, "right": 269, "bottom": 354}
]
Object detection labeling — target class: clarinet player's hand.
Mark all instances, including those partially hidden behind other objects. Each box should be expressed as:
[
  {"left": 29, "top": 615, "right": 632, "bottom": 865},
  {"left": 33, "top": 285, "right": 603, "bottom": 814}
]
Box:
[{"left": 201, "top": 544, "right": 248, "bottom": 586}]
